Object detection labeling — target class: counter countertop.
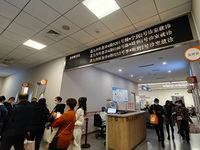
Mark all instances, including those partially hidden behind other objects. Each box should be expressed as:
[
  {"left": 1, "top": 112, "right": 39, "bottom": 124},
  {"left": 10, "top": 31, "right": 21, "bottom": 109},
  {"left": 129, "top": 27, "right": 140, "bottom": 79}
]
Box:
[{"left": 107, "top": 111, "right": 145, "bottom": 117}]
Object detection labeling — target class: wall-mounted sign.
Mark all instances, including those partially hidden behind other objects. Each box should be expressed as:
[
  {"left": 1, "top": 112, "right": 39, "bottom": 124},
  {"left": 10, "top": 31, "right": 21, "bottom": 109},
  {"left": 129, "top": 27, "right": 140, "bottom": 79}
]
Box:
[
  {"left": 186, "top": 76, "right": 197, "bottom": 83},
  {"left": 65, "top": 15, "right": 194, "bottom": 70},
  {"left": 40, "top": 79, "right": 48, "bottom": 85},
  {"left": 22, "top": 83, "right": 29, "bottom": 87},
  {"left": 184, "top": 46, "right": 200, "bottom": 61},
  {"left": 141, "top": 85, "right": 152, "bottom": 92}
]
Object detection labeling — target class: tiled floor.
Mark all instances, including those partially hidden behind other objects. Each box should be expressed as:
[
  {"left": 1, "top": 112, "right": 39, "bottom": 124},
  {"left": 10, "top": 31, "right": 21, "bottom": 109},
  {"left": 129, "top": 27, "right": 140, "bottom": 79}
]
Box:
[{"left": 10, "top": 117, "right": 200, "bottom": 150}]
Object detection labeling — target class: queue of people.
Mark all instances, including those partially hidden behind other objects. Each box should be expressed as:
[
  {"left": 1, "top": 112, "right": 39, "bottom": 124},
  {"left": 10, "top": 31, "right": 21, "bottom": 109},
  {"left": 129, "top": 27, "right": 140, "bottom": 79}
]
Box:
[
  {"left": 149, "top": 98, "right": 193, "bottom": 148},
  {"left": 0, "top": 94, "right": 88, "bottom": 150}
]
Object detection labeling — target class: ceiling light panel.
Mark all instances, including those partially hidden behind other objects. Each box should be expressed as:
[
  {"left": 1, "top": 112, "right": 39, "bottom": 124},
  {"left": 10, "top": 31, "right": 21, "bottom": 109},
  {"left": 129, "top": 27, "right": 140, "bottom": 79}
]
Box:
[
  {"left": 23, "top": 40, "right": 47, "bottom": 50},
  {"left": 82, "top": 0, "right": 120, "bottom": 19}
]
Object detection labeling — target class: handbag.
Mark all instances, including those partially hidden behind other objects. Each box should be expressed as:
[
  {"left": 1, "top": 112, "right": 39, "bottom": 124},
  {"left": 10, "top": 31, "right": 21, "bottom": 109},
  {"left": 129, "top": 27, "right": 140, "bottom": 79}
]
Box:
[
  {"left": 150, "top": 110, "right": 159, "bottom": 124},
  {"left": 49, "top": 114, "right": 75, "bottom": 149}
]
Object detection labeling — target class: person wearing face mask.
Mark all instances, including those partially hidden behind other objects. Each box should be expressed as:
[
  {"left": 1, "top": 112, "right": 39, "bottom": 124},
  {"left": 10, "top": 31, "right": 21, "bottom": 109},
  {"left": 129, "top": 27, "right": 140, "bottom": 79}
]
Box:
[
  {"left": 174, "top": 100, "right": 193, "bottom": 143},
  {"left": 53, "top": 96, "right": 66, "bottom": 114},
  {"left": 149, "top": 98, "right": 165, "bottom": 148}
]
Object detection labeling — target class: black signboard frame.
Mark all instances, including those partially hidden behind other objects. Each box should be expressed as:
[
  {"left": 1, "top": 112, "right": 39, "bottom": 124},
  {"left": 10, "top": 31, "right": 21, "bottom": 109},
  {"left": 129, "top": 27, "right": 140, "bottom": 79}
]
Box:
[{"left": 65, "top": 14, "right": 196, "bottom": 70}]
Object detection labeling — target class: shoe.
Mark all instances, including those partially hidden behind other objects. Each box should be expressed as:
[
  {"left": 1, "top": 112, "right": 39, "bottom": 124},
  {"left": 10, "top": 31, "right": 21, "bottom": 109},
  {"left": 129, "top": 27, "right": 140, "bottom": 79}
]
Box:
[
  {"left": 172, "top": 135, "right": 175, "bottom": 140},
  {"left": 167, "top": 136, "right": 170, "bottom": 140},
  {"left": 158, "top": 137, "right": 161, "bottom": 142},
  {"left": 162, "top": 141, "right": 165, "bottom": 148}
]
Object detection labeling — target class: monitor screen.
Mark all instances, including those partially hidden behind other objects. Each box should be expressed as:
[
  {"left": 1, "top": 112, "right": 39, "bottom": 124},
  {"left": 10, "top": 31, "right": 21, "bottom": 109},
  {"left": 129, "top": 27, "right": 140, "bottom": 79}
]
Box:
[{"left": 107, "top": 108, "right": 117, "bottom": 114}]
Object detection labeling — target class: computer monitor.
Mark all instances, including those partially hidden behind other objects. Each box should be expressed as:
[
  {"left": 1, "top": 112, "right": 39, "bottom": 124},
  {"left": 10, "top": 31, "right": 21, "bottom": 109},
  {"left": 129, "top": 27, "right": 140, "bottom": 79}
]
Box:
[{"left": 107, "top": 108, "right": 117, "bottom": 114}]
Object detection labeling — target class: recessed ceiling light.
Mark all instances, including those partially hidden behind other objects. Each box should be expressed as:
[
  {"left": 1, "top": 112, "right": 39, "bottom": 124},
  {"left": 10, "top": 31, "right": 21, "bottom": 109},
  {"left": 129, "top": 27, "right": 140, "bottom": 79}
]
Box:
[
  {"left": 162, "top": 62, "right": 167, "bottom": 65},
  {"left": 82, "top": 0, "right": 120, "bottom": 19},
  {"left": 23, "top": 40, "right": 46, "bottom": 50},
  {"left": 139, "top": 79, "right": 142, "bottom": 81},
  {"left": 118, "top": 69, "right": 122, "bottom": 72},
  {"left": 168, "top": 70, "right": 171, "bottom": 73},
  {"left": 62, "top": 25, "right": 70, "bottom": 30},
  {"left": 131, "top": 75, "right": 134, "bottom": 77}
]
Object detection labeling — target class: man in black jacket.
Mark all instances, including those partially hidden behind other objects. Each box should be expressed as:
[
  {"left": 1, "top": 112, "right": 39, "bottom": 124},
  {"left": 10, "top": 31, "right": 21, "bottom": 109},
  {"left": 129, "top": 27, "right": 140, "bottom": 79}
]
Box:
[
  {"left": 4, "top": 97, "right": 15, "bottom": 114},
  {"left": 0, "top": 94, "right": 34, "bottom": 150},
  {"left": 149, "top": 98, "right": 165, "bottom": 148}
]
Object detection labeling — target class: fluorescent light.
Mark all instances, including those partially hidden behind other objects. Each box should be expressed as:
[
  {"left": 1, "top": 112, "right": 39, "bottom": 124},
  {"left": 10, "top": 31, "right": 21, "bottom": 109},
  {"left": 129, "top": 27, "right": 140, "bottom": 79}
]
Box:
[
  {"left": 118, "top": 69, "right": 122, "bottom": 72},
  {"left": 23, "top": 40, "right": 47, "bottom": 50},
  {"left": 131, "top": 75, "right": 134, "bottom": 77},
  {"left": 168, "top": 70, "right": 171, "bottom": 73},
  {"left": 162, "top": 62, "right": 167, "bottom": 65},
  {"left": 82, "top": 0, "right": 120, "bottom": 19},
  {"left": 139, "top": 79, "right": 142, "bottom": 81}
]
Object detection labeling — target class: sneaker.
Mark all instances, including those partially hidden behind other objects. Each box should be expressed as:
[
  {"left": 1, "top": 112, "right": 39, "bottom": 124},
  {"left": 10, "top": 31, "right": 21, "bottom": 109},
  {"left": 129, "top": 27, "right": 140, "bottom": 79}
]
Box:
[{"left": 162, "top": 141, "right": 165, "bottom": 148}]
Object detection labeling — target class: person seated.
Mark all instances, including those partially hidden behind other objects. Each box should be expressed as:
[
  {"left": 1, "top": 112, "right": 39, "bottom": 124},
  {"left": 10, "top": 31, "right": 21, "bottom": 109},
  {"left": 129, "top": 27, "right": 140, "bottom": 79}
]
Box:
[{"left": 100, "top": 106, "right": 107, "bottom": 126}]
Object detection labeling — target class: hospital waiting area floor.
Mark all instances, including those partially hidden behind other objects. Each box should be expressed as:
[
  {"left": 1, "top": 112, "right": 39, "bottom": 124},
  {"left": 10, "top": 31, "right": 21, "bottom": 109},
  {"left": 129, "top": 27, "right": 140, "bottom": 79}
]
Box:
[{"left": 10, "top": 117, "right": 200, "bottom": 150}]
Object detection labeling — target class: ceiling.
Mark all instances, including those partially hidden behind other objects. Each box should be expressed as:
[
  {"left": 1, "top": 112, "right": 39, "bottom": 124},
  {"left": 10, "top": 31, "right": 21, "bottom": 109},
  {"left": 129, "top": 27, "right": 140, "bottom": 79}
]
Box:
[
  {"left": 0, "top": 0, "right": 192, "bottom": 77},
  {"left": 95, "top": 45, "right": 192, "bottom": 83}
]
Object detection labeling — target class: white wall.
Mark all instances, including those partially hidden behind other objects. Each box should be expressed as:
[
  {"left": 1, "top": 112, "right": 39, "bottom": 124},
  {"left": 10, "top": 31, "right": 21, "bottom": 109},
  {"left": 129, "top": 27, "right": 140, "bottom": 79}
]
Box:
[
  {"left": 1, "top": 57, "right": 65, "bottom": 110},
  {"left": 60, "top": 66, "right": 138, "bottom": 111},
  {"left": 0, "top": 77, "right": 4, "bottom": 95},
  {"left": 139, "top": 88, "right": 194, "bottom": 107},
  {"left": 192, "top": 0, "right": 200, "bottom": 39}
]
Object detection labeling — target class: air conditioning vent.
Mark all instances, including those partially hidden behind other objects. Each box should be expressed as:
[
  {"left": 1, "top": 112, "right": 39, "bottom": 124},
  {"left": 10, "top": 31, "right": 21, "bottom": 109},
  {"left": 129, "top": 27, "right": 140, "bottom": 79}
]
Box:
[
  {"left": 47, "top": 30, "right": 60, "bottom": 35},
  {"left": 138, "top": 64, "right": 154, "bottom": 68}
]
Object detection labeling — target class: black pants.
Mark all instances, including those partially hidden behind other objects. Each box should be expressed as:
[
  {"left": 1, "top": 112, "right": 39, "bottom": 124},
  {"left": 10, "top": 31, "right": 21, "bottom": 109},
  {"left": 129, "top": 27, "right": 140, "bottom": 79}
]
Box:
[
  {"left": 0, "top": 135, "right": 25, "bottom": 150},
  {"left": 50, "top": 147, "right": 68, "bottom": 150},
  {"left": 179, "top": 119, "right": 190, "bottom": 141},
  {"left": 154, "top": 123, "right": 164, "bottom": 140},
  {"left": 30, "top": 130, "right": 44, "bottom": 150},
  {"left": 166, "top": 122, "right": 174, "bottom": 136}
]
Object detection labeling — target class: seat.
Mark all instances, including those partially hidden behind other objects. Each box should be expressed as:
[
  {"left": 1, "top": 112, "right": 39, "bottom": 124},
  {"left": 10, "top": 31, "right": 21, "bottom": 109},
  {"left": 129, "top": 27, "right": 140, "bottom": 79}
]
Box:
[{"left": 93, "top": 114, "right": 106, "bottom": 139}]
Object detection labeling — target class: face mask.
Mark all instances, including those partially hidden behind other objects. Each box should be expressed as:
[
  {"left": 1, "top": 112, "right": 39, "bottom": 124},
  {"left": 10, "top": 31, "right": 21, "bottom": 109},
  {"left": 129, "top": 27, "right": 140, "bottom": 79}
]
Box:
[
  {"left": 154, "top": 103, "right": 159, "bottom": 105},
  {"left": 176, "top": 103, "right": 182, "bottom": 107},
  {"left": 55, "top": 102, "right": 58, "bottom": 105}
]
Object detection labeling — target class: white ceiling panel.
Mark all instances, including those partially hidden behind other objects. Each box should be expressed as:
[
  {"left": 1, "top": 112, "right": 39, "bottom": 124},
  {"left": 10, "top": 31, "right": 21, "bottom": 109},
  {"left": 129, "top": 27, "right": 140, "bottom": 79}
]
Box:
[
  {"left": 49, "top": 42, "right": 71, "bottom": 52},
  {"left": 1, "top": 31, "right": 27, "bottom": 44},
  {"left": 0, "top": 1, "right": 20, "bottom": 20},
  {"left": 7, "top": 22, "right": 35, "bottom": 38},
  {"left": 41, "top": 0, "right": 79, "bottom": 14},
  {"left": 42, "top": 47, "right": 61, "bottom": 55},
  {"left": 0, "top": 37, "right": 20, "bottom": 48},
  {"left": 70, "top": 30, "right": 95, "bottom": 44},
  {"left": 114, "top": 25, "right": 136, "bottom": 37},
  {"left": 13, "top": 46, "right": 36, "bottom": 56},
  {"left": 50, "top": 16, "right": 81, "bottom": 36},
  {"left": 134, "top": 15, "right": 160, "bottom": 30},
  {"left": 155, "top": 0, "right": 191, "bottom": 13},
  {"left": 24, "top": 0, "right": 60, "bottom": 24},
  {"left": 0, "top": 49, "right": 11, "bottom": 57},
  {"left": 0, "top": 43, "right": 15, "bottom": 52},
  {"left": 3, "top": 52, "right": 27, "bottom": 61},
  {"left": 84, "top": 39, "right": 101, "bottom": 47},
  {"left": 0, "top": 27, "right": 4, "bottom": 33},
  {"left": 101, "top": 10, "right": 132, "bottom": 32},
  {"left": 31, "top": 34, "right": 55, "bottom": 46},
  {"left": 60, "top": 37, "right": 82, "bottom": 48},
  {"left": 0, "top": 15, "right": 11, "bottom": 29},
  {"left": 39, "top": 26, "right": 67, "bottom": 41},
  {"left": 64, "top": 3, "right": 98, "bottom": 28},
  {"left": 123, "top": 0, "right": 157, "bottom": 24},
  {"left": 15, "top": 12, "right": 47, "bottom": 32},
  {"left": 115, "top": 0, "right": 139, "bottom": 8},
  {"left": 159, "top": 2, "right": 191, "bottom": 21},
  {"left": 5, "top": 0, "right": 29, "bottom": 9},
  {"left": 97, "top": 33, "right": 117, "bottom": 43},
  {"left": 84, "top": 21, "right": 111, "bottom": 38}
]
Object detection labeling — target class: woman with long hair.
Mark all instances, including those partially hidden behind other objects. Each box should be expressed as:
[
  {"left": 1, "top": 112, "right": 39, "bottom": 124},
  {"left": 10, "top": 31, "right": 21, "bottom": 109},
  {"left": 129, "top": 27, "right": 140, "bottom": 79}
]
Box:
[{"left": 68, "top": 97, "right": 87, "bottom": 150}]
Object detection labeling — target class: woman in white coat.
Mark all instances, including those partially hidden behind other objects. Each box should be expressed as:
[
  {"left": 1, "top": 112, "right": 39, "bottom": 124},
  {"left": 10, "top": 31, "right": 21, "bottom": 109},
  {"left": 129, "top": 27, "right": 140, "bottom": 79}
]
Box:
[{"left": 68, "top": 97, "right": 87, "bottom": 150}]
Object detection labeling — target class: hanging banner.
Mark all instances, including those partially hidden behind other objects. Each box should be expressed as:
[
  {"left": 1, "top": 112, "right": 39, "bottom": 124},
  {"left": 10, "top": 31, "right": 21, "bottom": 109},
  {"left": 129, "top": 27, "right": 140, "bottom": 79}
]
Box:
[
  {"left": 184, "top": 46, "right": 200, "bottom": 61},
  {"left": 65, "top": 15, "right": 194, "bottom": 70},
  {"left": 186, "top": 76, "right": 197, "bottom": 83}
]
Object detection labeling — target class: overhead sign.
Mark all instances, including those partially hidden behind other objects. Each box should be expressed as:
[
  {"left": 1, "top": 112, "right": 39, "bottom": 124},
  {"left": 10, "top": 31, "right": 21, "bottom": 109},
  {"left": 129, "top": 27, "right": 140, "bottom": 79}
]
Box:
[
  {"left": 184, "top": 46, "right": 200, "bottom": 61},
  {"left": 22, "top": 83, "right": 29, "bottom": 87},
  {"left": 186, "top": 76, "right": 197, "bottom": 83},
  {"left": 141, "top": 85, "right": 152, "bottom": 92},
  {"left": 65, "top": 15, "right": 194, "bottom": 70}
]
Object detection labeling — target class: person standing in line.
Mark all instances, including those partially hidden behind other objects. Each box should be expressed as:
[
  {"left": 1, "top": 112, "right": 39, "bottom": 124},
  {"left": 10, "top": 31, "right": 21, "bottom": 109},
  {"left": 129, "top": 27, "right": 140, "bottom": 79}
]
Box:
[
  {"left": 68, "top": 97, "right": 87, "bottom": 150},
  {"left": 53, "top": 96, "right": 66, "bottom": 114},
  {"left": 0, "top": 96, "right": 8, "bottom": 136},
  {"left": 149, "top": 98, "right": 165, "bottom": 148},
  {"left": 163, "top": 100, "right": 175, "bottom": 140},
  {"left": 49, "top": 98, "right": 77, "bottom": 150},
  {"left": 30, "top": 98, "right": 49, "bottom": 150},
  {"left": 0, "top": 94, "right": 35, "bottom": 150},
  {"left": 174, "top": 100, "right": 193, "bottom": 143},
  {"left": 3, "top": 97, "right": 15, "bottom": 113},
  {"left": 100, "top": 106, "right": 107, "bottom": 126}
]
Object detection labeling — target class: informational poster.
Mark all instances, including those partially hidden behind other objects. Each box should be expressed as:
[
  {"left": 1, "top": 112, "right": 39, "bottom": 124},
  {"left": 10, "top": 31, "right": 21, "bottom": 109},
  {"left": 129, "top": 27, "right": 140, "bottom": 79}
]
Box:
[
  {"left": 112, "top": 87, "right": 128, "bottom": 103},
  {"left": 127, "top": 102, "right": 135, "bottom": 110},
  {"left": 118, "top": 102, "right": 127, "bottom": 110}
]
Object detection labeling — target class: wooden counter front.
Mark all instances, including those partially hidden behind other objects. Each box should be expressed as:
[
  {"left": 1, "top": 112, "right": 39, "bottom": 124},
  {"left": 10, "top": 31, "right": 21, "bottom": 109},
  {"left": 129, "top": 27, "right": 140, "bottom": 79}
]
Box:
[{"left": 107, "top": 112, "right": 146, "bottom": 150}]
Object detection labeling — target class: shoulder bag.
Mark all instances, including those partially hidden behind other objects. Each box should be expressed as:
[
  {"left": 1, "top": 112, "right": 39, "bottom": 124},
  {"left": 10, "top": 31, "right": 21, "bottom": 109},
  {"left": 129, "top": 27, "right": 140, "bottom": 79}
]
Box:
[{"left": 49, "top": 114, "right": 75, "bottom": 149}]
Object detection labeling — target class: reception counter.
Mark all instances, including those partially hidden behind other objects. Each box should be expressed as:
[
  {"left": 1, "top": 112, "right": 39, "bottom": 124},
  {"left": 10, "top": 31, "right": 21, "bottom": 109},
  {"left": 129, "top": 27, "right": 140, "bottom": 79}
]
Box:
[{"left": 106, "top": 111, "right": 146, "bottom": 150}]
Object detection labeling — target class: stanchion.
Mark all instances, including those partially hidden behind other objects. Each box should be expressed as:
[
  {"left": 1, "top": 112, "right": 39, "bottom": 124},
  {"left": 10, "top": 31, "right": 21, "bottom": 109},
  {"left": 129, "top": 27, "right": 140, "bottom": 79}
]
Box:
[{"left": 81, "top": 118, "right": 91, "bottom": 148}]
